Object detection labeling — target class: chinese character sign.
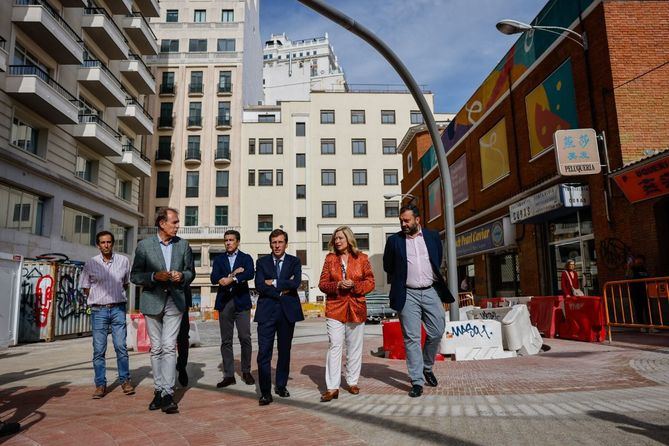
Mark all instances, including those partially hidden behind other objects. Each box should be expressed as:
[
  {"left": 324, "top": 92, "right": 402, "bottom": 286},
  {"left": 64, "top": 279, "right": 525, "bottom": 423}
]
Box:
[
  {"left": 554, "top": 128, "right": 601, "bottom": 176},
  {"left": 612, "top": 152, "right": 669, "bottom": 203}
]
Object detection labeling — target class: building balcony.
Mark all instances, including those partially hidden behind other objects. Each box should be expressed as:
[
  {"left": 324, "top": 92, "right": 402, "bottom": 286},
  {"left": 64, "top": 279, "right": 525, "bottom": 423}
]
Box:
[
  {"left": 110, "top": 143, "right": 151, "bottom": 177},
  {"left": 119, "top": 54, "right": 155, "bottom": 94},
  {"left": 138, "top": 225, "right": 241, "bottom": 240},
  {"left": 134, "top": 0, "right": 159, "bottom": 18},
  {"left": 188, "top": 83, "right": 204, "bottom": 96},
  {"left": 217, "top": 83, "right": 232, "bottom": 96},
  {"left": 0, "top": 38, "right": 7, "bottom": 72},
  {"left": 77, "top": 59, "right": 126, "bottom": 107},
  {"left": 59, "top": 0, "right": 86, "bottom": 6},
  {"left": 5, "top": 65, "right": 79, "bottom": 124},
  {"left": 81, "top": 8, "right": 129, "bottom": 60},
  {"left": 187, "top": 116, "right": 202, "bottom": 129},
  {"left": 157, "top": 115, "right": 174, "bottom": 129},
  {"left": 12, "top": 0, "right": 84, "bottom": 65},
  {"left": 216, "top": 115, "right": 231, "bottom": 129},
  {"left": 155, "top": 145, "right": 173, "bottom": 164},
  {"left": 214, "top": 148, "right": 231, "bottom": 164},
  {"left": 118, "top": 98, "right": 153, "bottom": 135},
  {"left": 65, "top": 114, "right": 123, "bottom": 157},
  {"left": 119, "top": 13, "right": 157, "bottom": 56},
  {"left": 185, "top": 148, "right": 201, "bottom": 165},
  {"left": 159, "top": 83, "right": 175, "bottom": 96},
  {"left": 105, "top": 0, "right": 132, "bottom": 15}
]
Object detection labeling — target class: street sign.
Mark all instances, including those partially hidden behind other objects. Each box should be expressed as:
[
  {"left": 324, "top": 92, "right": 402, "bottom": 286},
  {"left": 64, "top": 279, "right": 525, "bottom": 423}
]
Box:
[{"left": 554, "top": 128, "right": 601, "bottom": 176}]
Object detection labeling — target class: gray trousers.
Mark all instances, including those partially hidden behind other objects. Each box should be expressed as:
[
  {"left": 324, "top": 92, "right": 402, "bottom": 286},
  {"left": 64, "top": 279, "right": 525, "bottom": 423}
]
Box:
[
  {"left": 399, "top": 287, "right": 446, "bottom": 386},
  {"left": 218, "top": 298, "right": 252, "bottom": 377},
  {"left": 145, "top": 296, "right": 183, "bottom": 396}
]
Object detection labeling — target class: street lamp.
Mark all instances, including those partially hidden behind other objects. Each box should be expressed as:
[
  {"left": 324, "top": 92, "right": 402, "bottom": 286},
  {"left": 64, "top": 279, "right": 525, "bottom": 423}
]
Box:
[
  {"left": 383, "top": 192, "right": 417, "bottom": 202},
  {"left": 496, "top": 19, "right": 587, "bottom": 49}
]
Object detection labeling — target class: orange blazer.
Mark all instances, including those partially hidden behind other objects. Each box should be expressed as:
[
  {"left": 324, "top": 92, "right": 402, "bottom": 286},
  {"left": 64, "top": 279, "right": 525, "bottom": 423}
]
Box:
[{"left": 319, "top": 252, "right": 375, "bottom": 323}]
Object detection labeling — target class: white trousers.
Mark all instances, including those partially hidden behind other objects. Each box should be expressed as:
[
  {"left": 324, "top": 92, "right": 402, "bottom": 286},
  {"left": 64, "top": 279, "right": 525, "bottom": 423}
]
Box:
[{"left": 325, "top": 318, "right": 364, "bottom": 390}]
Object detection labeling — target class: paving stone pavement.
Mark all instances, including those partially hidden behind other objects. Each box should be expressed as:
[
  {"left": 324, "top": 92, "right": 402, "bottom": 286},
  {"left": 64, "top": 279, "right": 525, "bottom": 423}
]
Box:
[{"left": 1, "top": 319, "right": 668, "bottom": 445}]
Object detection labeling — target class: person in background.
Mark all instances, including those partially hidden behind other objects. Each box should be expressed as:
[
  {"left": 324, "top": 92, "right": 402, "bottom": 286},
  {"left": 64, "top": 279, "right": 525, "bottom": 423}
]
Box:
[
  {"left": 176, "top": 284, "right": 193, "bottom": 387},
  {"left": 318, "top": 226, "right": 375, "bottom": 402},
  {"left": 627, "top": 255, "right": 656, "bottom": 332},
  {"left": 561, "top": 260, "right": 582, "bottom": 297}
]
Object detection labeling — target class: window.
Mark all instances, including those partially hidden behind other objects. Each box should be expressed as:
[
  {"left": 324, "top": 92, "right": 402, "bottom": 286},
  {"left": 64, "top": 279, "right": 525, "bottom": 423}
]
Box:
[
  {"left": 351, "top": 110, "right": 365, "bottom": 124},
  {"left": 221, "top": 9, "right": 234, "bottom": 22},
  {"left": 248, "top": 138, "right": 255, "bottom": 154},
  {"left": 217, "top": 39, "right": 235, "bottom": 52},
  {"left": 189, "top": 71, "right": 203, "bottom": 93},
  {"left": 296, "top": 153, "right": 306, "bottom": 167},
  {"left": 410, "top": 110, "right": 423, "bottom": 124},
  {"left": 296, "top": 184, "right": 306, "bottom": 199},
  {"left": 159, "top": 102, "right": 173, "bottom": 127},
  {"left": 296, "top": 249, "right": 307, "bottom": 266},
  {"left": 185, "top": 206, "right": 198, "bottom": 226},
  {"left": 216, "top": 171, "right": 229, "bottom": 197},
  {"left": 352, "top": 169, "right": 367, "bottom": 185},
  {"left": 217, "top": 102, "right": 231, "bottom": 126},
  {"left": 258, "top": 215, "right": 273, "bottom": 232},
  {"left": 156, "top": 171, "right": 170, "bottom": 197},
  {"left": 382, "top": 138, "right": 397, "bottom": 155},
  {"left": 248, "top": 170, "right": 255, "bottom": 186},
  {"left": 75, "top": 155, "right": 94, "bottom": 182},
  {"left": 296, "top": 122, "right": 305, "bottom": 136},
  {"left": 187, "top": 135, "right": 200, "bottom": 159},
  {"left": 116, "top": 178, "right": 131, "bottom": 201},
  {"left": 321, "top": 201, "right": 337, "bottom": 218},
  {"left": 216, "top": 135, "right": 230, "bottom": 160},
  {"left": 0, "top": 182, "right": 44, "bottom": 235},
  {"left": 193, "top": 252, "right": 202, "bottom": 267},
  {"left": 218, "top": 71, "right": 232, "bottom": 93},
  {"left": 194, "top": 9, "right": 206, "bottom": 22},
  {"left": 355, "top": 233, "right": 370, "bottom": 251},
  {"left": 385, "top": 200, "right": 399, "bottom": 218},
  {"left": 259, "top": 139, "right": 273, "bottom": 154},
  {"left": 258, "top": 114, "right": 275, "bottom": 123},
  {"left": 215, "top": 206, "right": 228, "bottom": 226},
  {"left": 320, "top": 110, "right": 335, "bottom": 124},
  {"left": 189, "top": 39, "right": 207, "bottom": 52},
  {"left": 351, "top": 139, "right": 366, "bottom": 154},
  {"left": 188, "top": 102, "right": 202, "bottom": 127},
  {"left": 320, "top": 139, "right": 335, "bottom": 154},
  {"left": 321, "top": 169, "right": 336, "bottom": 186},
  {"left": 383, "top": 169, "right": 399, "bottom": 185},
  {"left": 276, "top": 169, "right": 284, "bottom": 186},
  {"left": 166, "top": 9, "right": 178, "bottom": 22},
  {"left": 186, "top": 171, "right": 199, "bottom": 197},
  {"left": 381, "top": 110, "right": 396, "bottom": 124},
  {"left": 407, "top": 152, "right": 413, "bottom": 172},
  {"left": 258, "top": 170, "right": 273, "bottom": 186},
  {"left": 160, "top": 71, "right": 175, "bottom": 94},
  {"left": 296, "top": 217, "right": 306, "bottom": 232},
  {"left": 354, "top": 201, "right": 368, "bottom": 218},
  {"left": 62, "top": 206, "right": 96, "bottom": 246},
  {"left": 11, "top": 117, "right": 40, "bottom": 155},
  {"left": 160, "top": 39, "right": 179, "bottom": 53},
  {"left": 321, "top": 234, "right": 332, "bottom": 250},
  {"left": 276, "top": 138, "right": 283, "bottom": 154},
  {"left": 110, "top": 223, "right": 129, "bottom": 254}
]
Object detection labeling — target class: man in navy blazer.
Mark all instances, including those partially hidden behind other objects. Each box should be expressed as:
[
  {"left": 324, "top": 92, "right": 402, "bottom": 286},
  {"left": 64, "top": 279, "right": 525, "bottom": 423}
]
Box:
[
  {"left": 254, "top": 229, "right": 304, "bottom": 406},
  {"left": 383, "top": 204, "right": 454, "bottom": 398},
  {"left": 211, "top": 230, "right": 256, "bottom": 388}
]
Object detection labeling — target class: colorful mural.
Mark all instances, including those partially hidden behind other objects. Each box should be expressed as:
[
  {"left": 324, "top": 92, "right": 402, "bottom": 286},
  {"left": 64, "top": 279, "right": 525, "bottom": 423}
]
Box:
[
  {"left": 427, "top": 178, "right": 442, "bottom": 221},
  {"left": 479, "top": 118, "right": 510, "bottom": 188}
]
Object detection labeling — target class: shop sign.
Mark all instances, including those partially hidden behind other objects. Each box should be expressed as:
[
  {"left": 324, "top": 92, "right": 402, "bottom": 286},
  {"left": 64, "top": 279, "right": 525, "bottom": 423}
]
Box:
[
  {"left": 456, "top": 217, "right": 513, "bottom": 257},
  {"left": 554, "top": 128, "right": 602, "bottom": 176},
  {"left": 509, "top": 184, "right": 590, "bottom": 224},
  {"left": 611, "top": 151, "right": 669, "bottom": 203}
]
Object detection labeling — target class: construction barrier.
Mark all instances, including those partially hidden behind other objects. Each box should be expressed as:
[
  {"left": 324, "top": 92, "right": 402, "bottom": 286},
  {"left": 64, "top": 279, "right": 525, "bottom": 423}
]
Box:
[
  {"left": 528, "top": 296, "right": 565, "bottom": 338},
  {"left": 382, "top": 320, "right": 425, "bottom": 360},
  {"left": 603, "top": 276, "right": 669, "bottom": 341},
  {"left": 559, "top": 296, "right": 606, "bottom": 342},
  {"left": 129, "top": 313, "right": 150, "bottom": 353}
]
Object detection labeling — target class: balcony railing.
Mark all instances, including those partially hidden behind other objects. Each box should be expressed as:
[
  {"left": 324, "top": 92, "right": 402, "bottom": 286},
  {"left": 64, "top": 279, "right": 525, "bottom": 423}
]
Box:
[
  {"left": 126, "top": 97, "right": 153, "bottom": 120},
  {"left": 217, "top": 82, "right": 232, "bottom": 94},
  {"left": 0, "top": 37, "right": 6, "bottom": 51},
  {"left": 159, "top": 83, "right": 175, "bottom": 95},
  {"left": 9, "top": 64, "right": 79, "bottom": 105},
  {"left": 122, "top": 143, "right": 150, "bottom": 162},
  {"left": 82, "top": 58, "right": 126, "bottom": 92},
  {"left": 83, "top": 7, "right": 129, "bottom": 46},
  {"left": 128, "top": 52, "right": 155, "bottom": 80},
  {"left": 187, "top": 116, "right": 202, "bottom": 127},
  {"left": 216, "top": 115, "right": 231, "bottom": 126},
  {"left": 138, "top": 225, "right": 241, "bottom": 238},
  {"left": 185, "top": 148, "right": 201, "bottom": 161},
  {"left": 189, "top": 82, "right": 203, "bottom": 94},
  {"left": 78, "top": 113, "right": 121, "bottom": 139},
  {"left": 15, "top": 0, "right": 84, "bottom": 46},
  {"left": 155, "top": 144, "right": 173, "bottom": 162},
  {"left": 158, "top": 115, "right": 174, "bottom": 128},
  {"left": 215, "top": 148, "right": 231, "bottom": 160}
]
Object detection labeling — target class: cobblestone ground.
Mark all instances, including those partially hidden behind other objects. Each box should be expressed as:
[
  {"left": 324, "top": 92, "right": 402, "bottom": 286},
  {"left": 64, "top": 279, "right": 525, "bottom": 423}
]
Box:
[{"left": 1, "top": 319, "right": 668, "bottom": 445}]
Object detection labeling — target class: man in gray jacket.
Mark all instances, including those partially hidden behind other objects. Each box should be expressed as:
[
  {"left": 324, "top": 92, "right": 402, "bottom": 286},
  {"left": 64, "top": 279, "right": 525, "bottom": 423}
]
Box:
[{"left": 131, "top": 207, "right": 194, "bottom": 414}]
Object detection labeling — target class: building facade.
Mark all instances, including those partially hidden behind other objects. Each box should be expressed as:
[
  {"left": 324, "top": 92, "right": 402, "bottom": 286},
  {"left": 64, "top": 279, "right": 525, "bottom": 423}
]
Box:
[
  {"left": 142, "top": 0, "right": 262, "bottom": 307},
  {"left": 0, "top": 0, "right": 157, "bottom": 277},
  {"left": 400, "top": 0, "right": 669, "bottom": 299}
]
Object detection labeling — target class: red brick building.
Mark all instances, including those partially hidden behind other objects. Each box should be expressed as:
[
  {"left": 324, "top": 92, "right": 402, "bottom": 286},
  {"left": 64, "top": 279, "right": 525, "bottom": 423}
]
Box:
[{"left": 399, "top": 0, "right": 669, "bottom": 298}]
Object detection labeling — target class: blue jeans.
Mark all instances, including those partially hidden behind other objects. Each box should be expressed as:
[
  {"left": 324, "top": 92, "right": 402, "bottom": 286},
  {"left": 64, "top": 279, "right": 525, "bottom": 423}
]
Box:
[{"left": 91, "top": 304, "right": 130, "bottom": 387}]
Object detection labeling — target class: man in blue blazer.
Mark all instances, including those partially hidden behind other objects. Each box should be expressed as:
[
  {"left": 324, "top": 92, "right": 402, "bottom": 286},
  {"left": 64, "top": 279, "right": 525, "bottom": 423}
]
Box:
[
  {"left": 254, "top": 229, "right": 304, "bottom": 406},
  {"left": 383, "top": 204, "right": 454, "bottom": 398},
  {"left": 210, "top": 229, "right": 255, "bottom": 388}
]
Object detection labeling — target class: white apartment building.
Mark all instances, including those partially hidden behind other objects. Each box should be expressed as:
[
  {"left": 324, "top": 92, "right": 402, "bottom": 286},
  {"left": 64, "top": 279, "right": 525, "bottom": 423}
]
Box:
[
  {"left": 0, "top": 0, "right": 157, "bottom": 274},
  {"left": 240, "top": 91, "right": 436, "bottom": 302},
  {"left": 262, "top": 33, "right": 346, "bottom": 105},
  {"left": 142, "top": 0, "right": 262, "bottom": 307}
]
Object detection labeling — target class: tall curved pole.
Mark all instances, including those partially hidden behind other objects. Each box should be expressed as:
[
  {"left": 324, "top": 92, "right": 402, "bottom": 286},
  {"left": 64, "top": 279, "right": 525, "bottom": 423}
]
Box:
[{"left": 297, "top": 0, "right": 460, "bottom": 320}]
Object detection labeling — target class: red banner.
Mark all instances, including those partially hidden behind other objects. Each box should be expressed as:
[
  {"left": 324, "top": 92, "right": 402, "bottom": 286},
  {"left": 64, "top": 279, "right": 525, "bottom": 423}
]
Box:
[{"left": 612, "top": 152, "right": 669, "bottom": 203}]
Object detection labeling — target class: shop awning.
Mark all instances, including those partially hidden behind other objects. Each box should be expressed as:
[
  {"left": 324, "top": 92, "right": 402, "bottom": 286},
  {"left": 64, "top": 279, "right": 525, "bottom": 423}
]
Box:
[
  {"left": 610, "top": 149, "right": 669, "bottom": 203},
  {"left": 509, "top": 184, "right": 590, "bottom": 224}
]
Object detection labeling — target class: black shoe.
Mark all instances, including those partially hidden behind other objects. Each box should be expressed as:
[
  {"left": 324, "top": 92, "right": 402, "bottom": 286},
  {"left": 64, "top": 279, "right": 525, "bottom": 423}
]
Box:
[
  {"left": 177, "top": 367, "right": 189, "bottom": 387},
  {"left": 161, "top": 394, "right": 179, "bottom": 414},
  {"left": 0, "top": 421, "right": 20, "bottom": 437},
  {"left": 259, "top": 394, "right": 273, "bottom": 406},
  {"left": 148, "top": 391, "right": 163, "bottom": 410},
  {"left": 275, "top": 387, "right": 290, "bottom": 398},
  {"left": 423, "top": 369, "right": 438, "bottom": 387},
  {"left": 216, "top": 377, "right": 236, "bottom": 388},
  {"left": 242, "top": 372, "right": 255, "bottom": 385},
  {"left": 408, "top": 385, "right": 423, "bottom": 398}
]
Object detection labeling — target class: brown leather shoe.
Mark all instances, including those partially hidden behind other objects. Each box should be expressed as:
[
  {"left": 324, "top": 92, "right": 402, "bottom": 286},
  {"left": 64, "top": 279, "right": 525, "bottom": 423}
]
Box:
[
  {"left": 92, "top": 385, "right": 106, "bottom": 399},
  {"left": 320, "top": 389, "right": 339, "bottom": 402},
  {"left": 348, "top": 385, "right": 360, "bottom": 395},
  {"left": 121, "top": 380, "right": 135, "bottom": 395}
]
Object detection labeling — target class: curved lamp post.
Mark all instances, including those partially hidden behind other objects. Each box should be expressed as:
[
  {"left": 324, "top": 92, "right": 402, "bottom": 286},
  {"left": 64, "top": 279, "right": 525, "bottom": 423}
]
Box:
[
  {"left": 383, "top": 192, "right": 417, "bottom": 202},
  {"left": 496, "top": 19, "right": 587, "bottom": 49},
  {"left": 297, "top": 0, "right": 460, "bottom": 320}
]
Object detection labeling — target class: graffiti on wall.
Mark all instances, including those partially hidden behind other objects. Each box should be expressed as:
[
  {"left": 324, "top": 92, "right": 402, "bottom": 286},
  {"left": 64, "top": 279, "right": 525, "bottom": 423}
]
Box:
[
  {"left": 56, "top": 268, "right": 88, "bottom": 320},
  {"left": 35, "top": 275, "right": 54, "bottom": 328},
  {"left": 19, "top": 263, "right": 53, "bottom": 342}
]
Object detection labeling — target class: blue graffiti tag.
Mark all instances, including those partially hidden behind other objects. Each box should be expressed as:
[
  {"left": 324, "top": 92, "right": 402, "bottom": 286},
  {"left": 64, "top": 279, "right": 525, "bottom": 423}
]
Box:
[{"left": 450, "top": 323, "right": 493, "bottom": 340}]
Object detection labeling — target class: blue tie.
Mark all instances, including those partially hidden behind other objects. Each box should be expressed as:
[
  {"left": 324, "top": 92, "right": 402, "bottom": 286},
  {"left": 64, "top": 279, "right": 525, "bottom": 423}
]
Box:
[{"left": 275, "top": 259, "right": 281, "bottom": 279}]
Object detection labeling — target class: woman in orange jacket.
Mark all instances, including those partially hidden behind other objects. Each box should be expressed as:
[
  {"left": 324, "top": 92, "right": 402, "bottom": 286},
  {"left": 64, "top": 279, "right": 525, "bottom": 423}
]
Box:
[{"left": 318, "top": 226, "right": 375, "bottom": 402}]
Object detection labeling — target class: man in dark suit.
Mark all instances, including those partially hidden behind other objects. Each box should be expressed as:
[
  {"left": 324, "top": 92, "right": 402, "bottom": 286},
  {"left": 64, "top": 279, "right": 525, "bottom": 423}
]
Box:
[
  {"left": 254, "top": 228, "right": 304, "bottom": 406},
  {"left": 211, "top": 229, "right": 256, "bottom": 388},
  {"left": 176, "top": 284, "right": 192, "bottom": 387},
  {"left": 383, "top": 205, "right": 454, "bottom": 398},
  {"left": 131, "top": 207, "right": 194, "bottom": 414}
]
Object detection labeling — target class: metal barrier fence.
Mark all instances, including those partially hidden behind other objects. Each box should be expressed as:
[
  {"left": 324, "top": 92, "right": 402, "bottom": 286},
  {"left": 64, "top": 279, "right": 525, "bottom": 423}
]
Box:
[
  {"left": 444, "top": 292, "right": 475, "bottom": 311},
  {"left": 603, "top": 276, "right": 669, "bottom": 341}
]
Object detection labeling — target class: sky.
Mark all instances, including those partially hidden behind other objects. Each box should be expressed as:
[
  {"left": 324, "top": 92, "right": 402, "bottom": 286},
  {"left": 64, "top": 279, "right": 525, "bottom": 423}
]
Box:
[{"left": 259, "top": 0, "right": 545, "bottom": 113}]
